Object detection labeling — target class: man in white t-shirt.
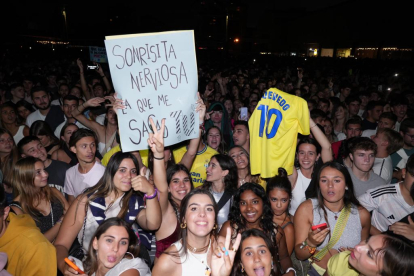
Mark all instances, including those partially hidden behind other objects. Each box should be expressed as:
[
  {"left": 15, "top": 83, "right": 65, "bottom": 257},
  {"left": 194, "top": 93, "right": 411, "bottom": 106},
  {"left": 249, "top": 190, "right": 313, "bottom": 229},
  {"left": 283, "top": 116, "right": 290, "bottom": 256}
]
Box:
[
  {"left": 64, "top": 129, "right": 105, "bottom": 204},
  {"left": 371, "top": 128, "right": 403, "bottom": 184},
  {"left": 359, "top": 155, "right": 414, "bottom": 238}
]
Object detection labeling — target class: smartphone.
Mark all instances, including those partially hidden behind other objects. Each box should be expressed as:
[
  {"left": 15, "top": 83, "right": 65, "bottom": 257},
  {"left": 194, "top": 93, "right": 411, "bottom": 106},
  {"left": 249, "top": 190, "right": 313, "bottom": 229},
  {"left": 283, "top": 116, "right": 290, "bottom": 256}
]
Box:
[
  {"left": 87, "top": 64, "right": 99, "bottom": 70},
  {"left": 312, "top": 223, "right": 328, "bottom": 231},
  {"left": 240, "top": 107, "right": 248, "bottom": 121},
  {"left": 65, "top": 258, "right": 85, "bottom": 274}
]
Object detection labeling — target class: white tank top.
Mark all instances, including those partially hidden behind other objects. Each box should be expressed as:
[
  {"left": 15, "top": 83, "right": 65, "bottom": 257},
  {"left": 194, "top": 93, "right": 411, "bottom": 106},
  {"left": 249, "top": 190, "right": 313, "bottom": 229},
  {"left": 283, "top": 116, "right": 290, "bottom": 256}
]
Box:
[
  {"left": 290, "top": 169, "right": 311, "bottom": 216},
  {"left": 173, "top": 239, "right": 211, "bottom": 276},
  {"left": 13, "top": 125, "right": 25, "bottom": 145}
]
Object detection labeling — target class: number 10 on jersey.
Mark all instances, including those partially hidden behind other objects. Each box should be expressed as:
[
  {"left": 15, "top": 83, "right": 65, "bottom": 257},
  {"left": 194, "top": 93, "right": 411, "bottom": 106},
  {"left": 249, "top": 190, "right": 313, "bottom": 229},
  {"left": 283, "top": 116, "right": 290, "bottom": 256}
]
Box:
[{"left": 257, "top": 104, "right": 283, "bottom": 139}]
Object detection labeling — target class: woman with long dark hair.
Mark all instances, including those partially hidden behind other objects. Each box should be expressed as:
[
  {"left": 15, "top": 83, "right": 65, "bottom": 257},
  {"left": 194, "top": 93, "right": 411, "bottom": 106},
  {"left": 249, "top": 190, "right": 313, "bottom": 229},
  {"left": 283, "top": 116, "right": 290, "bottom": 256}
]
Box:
[
  {"left": 0, "top": 128, "right": 19, "bottom": 204},
  {"left": 266, "top": 168, "right": 295, "bottom": 256},
  {"left": 153, "top": 188, "right": 241, "bottom": 276},
  {"left": 30, "top": 120, "right": 60, "bottom": 157},
  {"left": 202, "top": 153, "right": 238, "bottom": 229},
  {"left": 10, "top": 157, "right": 68, "bottom": 242},
  {"left": 220, "top": 183, "right": 294, "bottom": 276},
  {"left": 51, "top": 123, "right": 79, "bottom": 165},
  {"left": 54, "top": 151, "right": 161, "bottom": 274},
  {"left": 205, "top": 126, "right": 227, "bottom": 154},
  {"left": 294, "top": 161, "right": 370, "bottom": 275},
  {"left": 68, "top": 217, "right": 151, "bottom": 276},
  {"left": 228, "top": 146, "right": 266, "bottom": 189},
  {"left": 0, "top": 102, "right": 29, "bottom": 144},
  {"left": 288, "top": 117, "right": 333, "bottom": 215},
  {"left": 15, "top": 99, "right": 35, "bottom": 125}
]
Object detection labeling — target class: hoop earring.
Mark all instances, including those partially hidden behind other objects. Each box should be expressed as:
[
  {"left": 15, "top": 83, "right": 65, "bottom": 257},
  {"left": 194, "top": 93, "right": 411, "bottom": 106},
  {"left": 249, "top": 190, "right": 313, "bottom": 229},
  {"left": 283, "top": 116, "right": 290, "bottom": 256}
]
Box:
[
  {"left": 213, "top": 224, "right": 217, "bottom": 230},
  {"left": 241, "top": 264, "right": 245, "bottom": 273},
  {"left": 180, "top": 222, "right": 187, "bottom": 229},
  {"left": 124, "top": 252, "right": 134, "bottom": 259}
]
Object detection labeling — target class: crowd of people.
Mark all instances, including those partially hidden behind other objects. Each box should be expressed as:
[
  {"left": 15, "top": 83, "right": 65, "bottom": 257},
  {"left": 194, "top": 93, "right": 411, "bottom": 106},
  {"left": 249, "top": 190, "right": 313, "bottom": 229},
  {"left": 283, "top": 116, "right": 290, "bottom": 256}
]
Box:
[{"left": 1, "top": 55, "right": 414, "bottom": 276}]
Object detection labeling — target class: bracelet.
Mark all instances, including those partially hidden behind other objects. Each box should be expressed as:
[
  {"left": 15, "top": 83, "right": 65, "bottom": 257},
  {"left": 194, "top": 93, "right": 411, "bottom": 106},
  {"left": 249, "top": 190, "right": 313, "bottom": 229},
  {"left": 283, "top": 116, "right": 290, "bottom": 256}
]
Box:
[
  {"left": 300, "top": 240, "right": 316, "bottom": 255},
  {"left": 153, "top": 155, "right": 165, "bottom": 160},
  {"left": 144, "top": 188, "right": 158, "bottom": 200},
  {"left": 285, "top": 267, "right": 296, "bottom": 276},
  {"left": 310, "top": 124, "right": 317, "bottom": 128}
]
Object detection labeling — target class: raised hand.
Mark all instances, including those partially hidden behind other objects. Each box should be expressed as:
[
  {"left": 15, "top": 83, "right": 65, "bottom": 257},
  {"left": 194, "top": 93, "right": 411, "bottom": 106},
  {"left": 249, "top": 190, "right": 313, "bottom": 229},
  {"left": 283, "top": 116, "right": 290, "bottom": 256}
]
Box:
[
  {"left": 76, "top": 58, "right": 83, "bottom": 70},
  {"left": 205, "top": 85, "right": 214, "bottom": 97},
  {"left": 195, "top": 92, "right": 206, "bottom": 123},
  {"left": 131, "top": 167, "right": 155, "bottom": 195},
  {"left": 147, "top": 117, "right": 165, "bottom": 155},
  {"left": 104, "top": 93, "right": 125, "bottom": 112},
  {"left": 94, "top": 62, "right": 104, "bottom": 75},
  {"left": 84, "top": 97, "right": 105, "bottom": 108},
  {"left": 211, "top": 227, "right": 241, "bottom": 276}
]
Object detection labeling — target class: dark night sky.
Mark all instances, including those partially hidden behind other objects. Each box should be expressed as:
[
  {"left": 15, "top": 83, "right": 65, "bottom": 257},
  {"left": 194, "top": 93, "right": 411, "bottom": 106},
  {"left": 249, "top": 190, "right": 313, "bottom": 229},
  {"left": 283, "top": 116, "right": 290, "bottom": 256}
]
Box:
[{"left": 1, "top": 0, "right": 412, "bottom": 49}]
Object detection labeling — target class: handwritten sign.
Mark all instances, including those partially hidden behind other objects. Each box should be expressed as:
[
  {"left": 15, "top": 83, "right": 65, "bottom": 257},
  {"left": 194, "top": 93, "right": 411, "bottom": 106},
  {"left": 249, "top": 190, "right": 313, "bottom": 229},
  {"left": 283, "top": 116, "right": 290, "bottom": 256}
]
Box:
[
  {"left": 105, "top": 30, "right": 199, "bottom": 152},
  {"left": 89, "top": 46, "right": 108, "bottom": 63}
]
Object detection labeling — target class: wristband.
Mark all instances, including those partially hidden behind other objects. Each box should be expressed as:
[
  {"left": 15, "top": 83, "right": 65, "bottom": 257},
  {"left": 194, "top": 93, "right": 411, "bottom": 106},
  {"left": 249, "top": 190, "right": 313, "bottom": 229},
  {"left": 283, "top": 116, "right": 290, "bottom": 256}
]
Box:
[
  {"left": 285, "top": 267, "right": 296, "bottom": 276},
  {"left": 153, "top": 155, "right": 165, "bottom": 160},
  {"left": 144, "top": 188, "right": 158, "bottom": 200}
]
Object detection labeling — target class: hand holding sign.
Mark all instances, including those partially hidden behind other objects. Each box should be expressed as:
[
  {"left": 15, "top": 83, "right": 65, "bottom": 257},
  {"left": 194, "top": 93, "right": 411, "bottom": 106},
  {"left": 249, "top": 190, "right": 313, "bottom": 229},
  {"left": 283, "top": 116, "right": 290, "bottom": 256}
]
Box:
[
  {"left": 105, "top": 30, "right": 199, "bottom": 152},
  {"left": 195, "top": 92, "right": 206, "bottom": 123}
]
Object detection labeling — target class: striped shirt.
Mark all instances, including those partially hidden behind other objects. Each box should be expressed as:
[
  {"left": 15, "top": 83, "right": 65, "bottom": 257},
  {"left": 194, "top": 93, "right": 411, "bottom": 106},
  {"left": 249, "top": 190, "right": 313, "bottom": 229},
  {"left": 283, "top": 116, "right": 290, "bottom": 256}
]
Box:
[{"left": 358, "top": 183, "right": 414, "bottom": 232}]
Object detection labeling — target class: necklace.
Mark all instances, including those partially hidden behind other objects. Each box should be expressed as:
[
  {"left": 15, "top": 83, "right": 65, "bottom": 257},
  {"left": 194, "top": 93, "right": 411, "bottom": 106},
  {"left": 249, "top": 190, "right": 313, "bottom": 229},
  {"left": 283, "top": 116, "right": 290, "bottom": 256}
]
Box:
[
  {"left": 187, "top": 241, "right": 210, "bottom": 253},
  {"left": 325, "top": 204, "right": 345, "bottom": 220},
  {"left": 187, "top": 239, "right": 211, "bottom": 276}
]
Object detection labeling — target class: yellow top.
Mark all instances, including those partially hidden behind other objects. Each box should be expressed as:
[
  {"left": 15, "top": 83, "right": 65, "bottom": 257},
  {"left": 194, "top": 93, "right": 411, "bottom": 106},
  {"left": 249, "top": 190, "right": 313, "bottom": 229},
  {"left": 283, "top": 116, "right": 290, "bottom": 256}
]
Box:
[
  {"left": 249, "top": 88, "right": 309, "bottom": 178},
  {"left": 101, "top": 145, "right": 149, "bottom": 167},
  {"left": 327, "top": 251, "right": 359, "bottom": 276},
  {"left": 0, "top": 213, "right": 57, "bottom": 276},
  {"left": 173, "top": 144, "right": 218, "bottom": 188}
]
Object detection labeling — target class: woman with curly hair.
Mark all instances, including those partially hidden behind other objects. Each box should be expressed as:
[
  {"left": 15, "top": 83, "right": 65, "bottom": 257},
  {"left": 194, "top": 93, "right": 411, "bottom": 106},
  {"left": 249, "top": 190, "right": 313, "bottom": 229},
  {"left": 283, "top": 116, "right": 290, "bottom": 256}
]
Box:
[{"left": 219, "top": 183, "right": 295, "bottom": 276}]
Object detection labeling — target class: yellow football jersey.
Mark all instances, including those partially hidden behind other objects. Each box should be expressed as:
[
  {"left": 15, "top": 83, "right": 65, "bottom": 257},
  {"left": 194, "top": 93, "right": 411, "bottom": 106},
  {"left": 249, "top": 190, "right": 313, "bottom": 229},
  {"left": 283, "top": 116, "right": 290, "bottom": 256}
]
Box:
[
  {"left": 173, "top": 144, "right": 218, "bottom": 188},
  {"left": 249, "top": 88, "right": 310, "bottom": 178}
]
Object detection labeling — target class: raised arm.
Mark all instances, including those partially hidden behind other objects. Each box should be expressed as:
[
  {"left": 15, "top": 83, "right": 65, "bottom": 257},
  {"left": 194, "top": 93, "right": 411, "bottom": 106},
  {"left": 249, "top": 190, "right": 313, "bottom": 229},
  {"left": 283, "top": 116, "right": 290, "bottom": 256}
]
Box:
[
  {"left": 147, "top": 117, "right": 169, "bottom": 215},
  {"left": 71, "top": 97, "right": 105, "bottom": 135},
  {"left": 133, "top": 118, "right": 162, "bottom": 231},
  {"left": 54, "top": 195, "right": 88, "bottom": 274},
  {"left": 77, "top": 59, "right": 92, "bottom": 100},
  {"left": 95, "top": 62, "right": 113, "bottom": 93},
  {"left": 310, "top": 118, "right": 333, "bottom": 163},
  {"left": 179, "top": 93, "right": 206, "bottom": 170}
]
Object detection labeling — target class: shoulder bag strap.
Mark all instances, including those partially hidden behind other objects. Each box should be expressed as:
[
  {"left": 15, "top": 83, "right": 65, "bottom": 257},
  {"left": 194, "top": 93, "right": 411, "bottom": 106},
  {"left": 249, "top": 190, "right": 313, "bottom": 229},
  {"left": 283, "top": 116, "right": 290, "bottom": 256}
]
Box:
[
  {"left": 217, "top": 191, "right": 232, "bottom": 211},
  {"left": 312, "top": 205, "right": 352, "bottom": 262}
]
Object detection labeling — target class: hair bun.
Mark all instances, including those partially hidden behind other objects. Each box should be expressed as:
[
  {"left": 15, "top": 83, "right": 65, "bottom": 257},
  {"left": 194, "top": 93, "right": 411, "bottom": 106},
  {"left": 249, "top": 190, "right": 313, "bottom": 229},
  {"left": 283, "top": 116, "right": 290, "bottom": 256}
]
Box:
[{"left": 278, "top": 167, "right": 287, "bottom": 178}]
